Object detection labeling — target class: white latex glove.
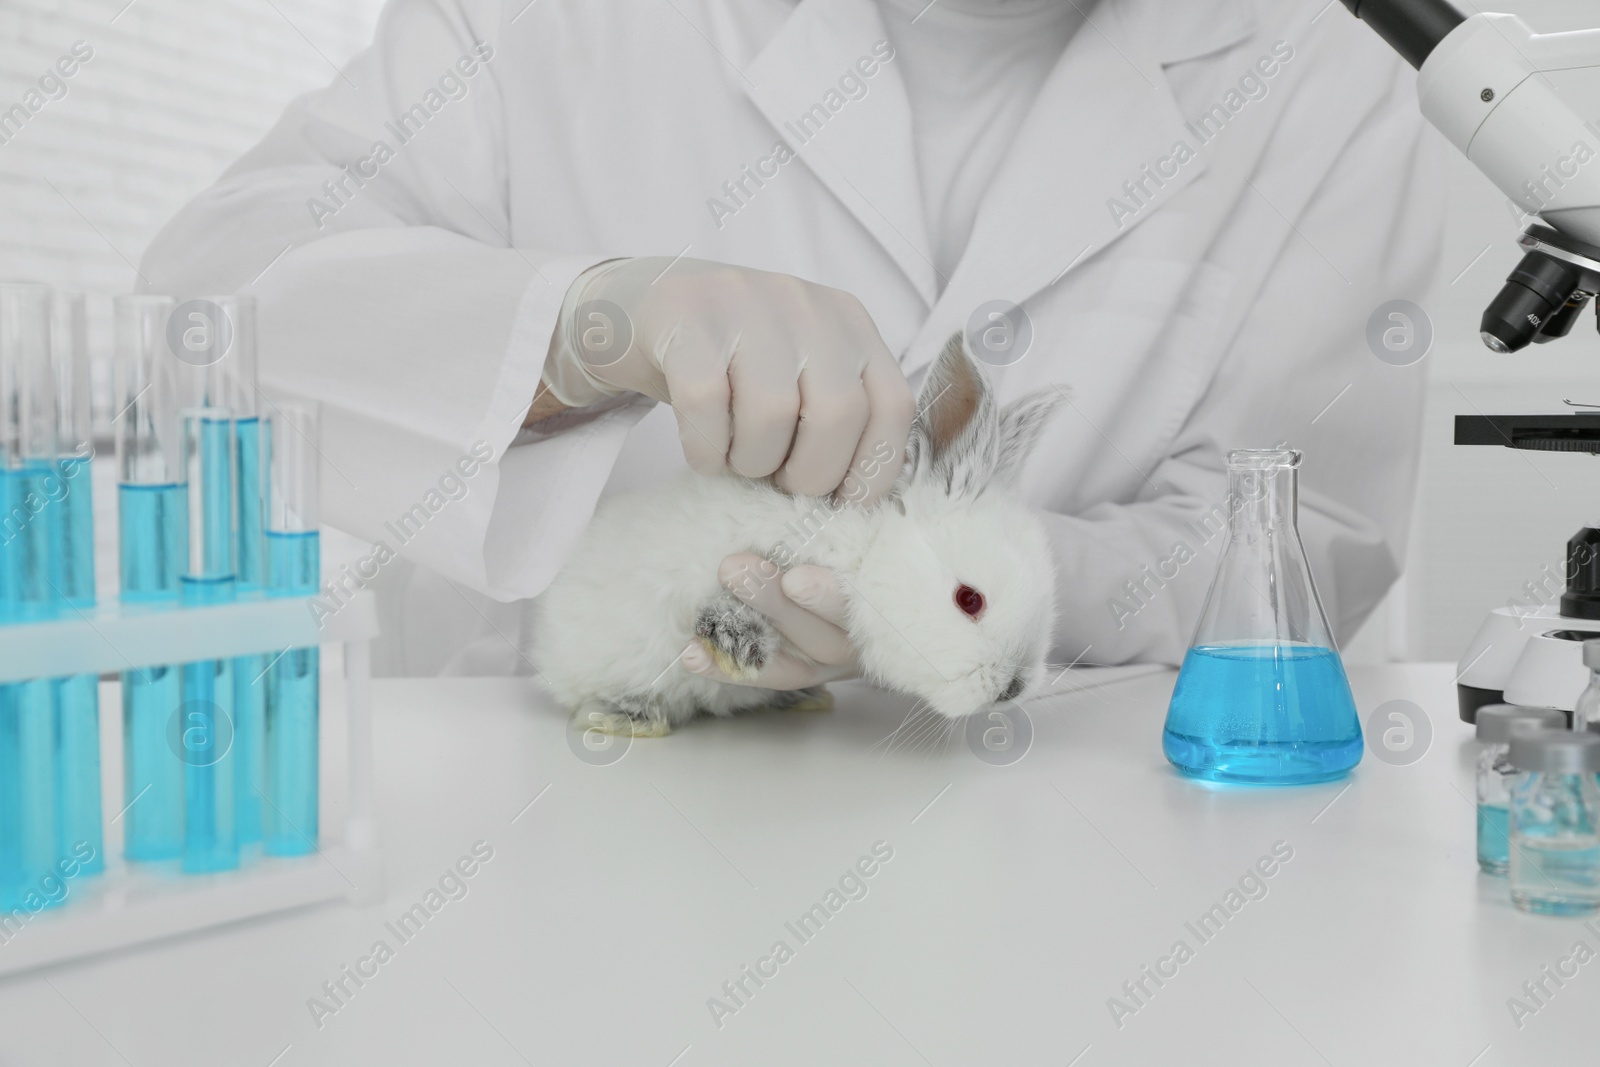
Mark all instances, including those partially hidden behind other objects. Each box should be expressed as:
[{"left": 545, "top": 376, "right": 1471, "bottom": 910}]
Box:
[
  {"left": 680, "top": 554, "right": 860, "bottom": 690},
  {"left": 541, "top": 257, "right": 913, "bottom": 503}
]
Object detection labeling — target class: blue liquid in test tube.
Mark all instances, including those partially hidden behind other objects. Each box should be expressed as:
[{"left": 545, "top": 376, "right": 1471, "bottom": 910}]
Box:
[
  {"left": 180, "top": 411, "right": 238, "bottom": 874},
  {"left": 1, "top": 467, "right": 62, "bottom": 909},
  {"left": 1, "top": 285, "right": 63, "bottom": 909},
  {"left": 118, "top": 481, "right": 186, "bottom": 860},
  {"left": 0, "top": 673, "right": 58, "bottom": 911},
  {"left": 264, "top": 402, "right": 319, "bottom": 857},
  {"left": 178, "top": 598, "right": 237, "bottom": 872},
  {"left": 54, "top": 453, "right": 102, "bottom": 874},
  {"left": 235, "top": 417, "right": 265, "bottom": 591},
  {"left": 114, "top": 294, "right": 186, "bottom": 863},
  {"left": 265, "top": 530, "right": 318, "bottom": 855},
  {"left": 233, "top": 415, "right": 267, "bottom": 843}
]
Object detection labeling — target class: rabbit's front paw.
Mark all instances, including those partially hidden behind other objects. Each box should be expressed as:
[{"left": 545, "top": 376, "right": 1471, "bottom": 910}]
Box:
[{"left": 693, "top": 593, "right": 779, "bottom": 680}]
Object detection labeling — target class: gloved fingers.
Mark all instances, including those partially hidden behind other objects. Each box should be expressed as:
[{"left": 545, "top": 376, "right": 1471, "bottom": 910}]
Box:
[
  {"left": 843, "top": 345, "right": 916, "bottom": 506},
  {"left": 576, "top": 256, "right": 909, "bottom": 499},
  {"left": 775, "top": 362, "right": 870, "bottom": 498},
  {"left": 660, "top": 326, "right": 732, "bottom": 475},
  {"left": 680, "top": 640, "right": 855, "bottom": 690},
  {"left": 718, "top": 554, "right": 856, "bottom": 666},
  {"left": 726, "top": 337, "right": 801, "bottom": 480},
  {"left": 778, "top": 564, "right": 851, "bottom": 630}
]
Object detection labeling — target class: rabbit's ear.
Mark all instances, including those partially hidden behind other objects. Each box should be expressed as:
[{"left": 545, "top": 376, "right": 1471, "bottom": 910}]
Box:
[
  {"left": 994, "top": 387, "right": 1068, "bottom": 487},
  {"left": 905, "top": 332, "right": 999, "bottom": 499}
]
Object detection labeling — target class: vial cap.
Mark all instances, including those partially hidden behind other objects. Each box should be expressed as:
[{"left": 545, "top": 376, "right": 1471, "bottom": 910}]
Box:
[
  {"left": 1474, "top": 704, "right": 1567, "bottom": 743},
  {"left": 1508, "top": 730, "right": 1600, "bottom": 774},
  {"left": 1585, "top": 639, "right": 1600, "bottom": 671}
]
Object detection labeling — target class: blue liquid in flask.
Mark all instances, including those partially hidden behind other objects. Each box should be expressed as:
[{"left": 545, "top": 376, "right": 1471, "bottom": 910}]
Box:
[{"left": 1162, "top": 643, "right": 1363, "bottom": 785}]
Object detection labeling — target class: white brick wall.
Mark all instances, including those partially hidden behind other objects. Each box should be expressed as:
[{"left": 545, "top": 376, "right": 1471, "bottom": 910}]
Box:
[{"left": 0, "top": 0, "right": 386, "bottom": 424}]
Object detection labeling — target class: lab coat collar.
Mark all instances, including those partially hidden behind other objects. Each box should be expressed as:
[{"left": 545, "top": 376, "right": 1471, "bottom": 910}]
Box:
[
  {"left": 742, "top": 0, "right": 1259, "bottom": 364},
  {"left": 903, "top": 0, "right": 1259, "bottom": 376},
  {"left": 743, "top": 0, "right": 939, "bottom": 305}
]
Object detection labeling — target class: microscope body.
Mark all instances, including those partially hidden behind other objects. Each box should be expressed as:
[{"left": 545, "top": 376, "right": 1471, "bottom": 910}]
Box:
[
  {"left": 1424, "top": 12, "right": 1600, "bottom": 350},
  {"left": 1420, "top": 13, "right": 1600, "bottom": 248},
  {"left": 1428, "top": 14, "right": 1600, "bottom": 718},
  {"left": 1341, "top": 2, "right": 1600, "bottom": 720},
  {"left": 1347, "top": 1, "right": 1600, "bottom": 349}
]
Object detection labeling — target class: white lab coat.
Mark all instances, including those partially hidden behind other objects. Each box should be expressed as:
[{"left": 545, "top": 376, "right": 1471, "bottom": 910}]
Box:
[{"left": 140, "top": 0, "right": 1443, "bottom": 675}]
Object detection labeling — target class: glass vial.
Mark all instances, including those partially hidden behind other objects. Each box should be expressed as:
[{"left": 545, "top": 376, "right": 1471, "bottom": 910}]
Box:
[
  {"left": 1507, "top": 731, "right": 1600, "bottom": 915},
  {"left": 1474, "top": 705, "right": 1566, "bottom": 875},
  {"left": 1162, "top": 449, "right": 1363, "bottom": 784},
  {"left": 114, "top": 295, "right": 186, "bottom": 862},
  {"left": 264, "top": 401, "right": 320, "bottom": 856}
]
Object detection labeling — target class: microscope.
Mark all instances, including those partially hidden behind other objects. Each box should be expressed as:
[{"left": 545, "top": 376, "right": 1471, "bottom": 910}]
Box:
[{"left": 1341, "top": 0, "right": 1600, "bottom": 722}]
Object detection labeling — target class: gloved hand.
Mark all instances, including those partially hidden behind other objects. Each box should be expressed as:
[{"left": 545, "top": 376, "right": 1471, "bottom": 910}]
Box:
[
  {"left": 680, "top": 553, "right": 859, "bottom": 689},
  {"left": 541, "top": 257, "right": 913, "bottom": 503}
]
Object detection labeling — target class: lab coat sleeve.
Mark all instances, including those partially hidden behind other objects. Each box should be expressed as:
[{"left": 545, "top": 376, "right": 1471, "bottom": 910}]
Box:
[
  {"left": 138, "top": 0, "right": 646, "bottom": 601},
  {"left": 1046, "top": 56, "right": 1442, "bottom": 667}
]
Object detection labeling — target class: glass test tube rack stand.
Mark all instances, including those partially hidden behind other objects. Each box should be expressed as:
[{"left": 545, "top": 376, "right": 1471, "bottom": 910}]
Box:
[{"left": 0, "top": 589, "right": 382, "bottom": 978}]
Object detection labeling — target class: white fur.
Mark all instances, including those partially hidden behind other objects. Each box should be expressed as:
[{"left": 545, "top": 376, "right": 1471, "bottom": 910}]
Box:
[{"left": 534, "top": 335, "right": 1064, "bottom": 732}]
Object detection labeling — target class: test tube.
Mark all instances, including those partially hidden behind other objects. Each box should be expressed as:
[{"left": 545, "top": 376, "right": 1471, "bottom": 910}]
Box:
[
  {"left": 179, "top": 404, "right": 238, "bottom": 873},
  {"left": 169, "top": 296, "right": 265, "bottom": 841},
  {"left": 196, "top": 296, "right": 262, "bottom": 590},
  {"left": 51, "top": 290, "right": 102, "bottom": 874},
  {"left": 114, "top": 294, "right": 186, "bottom": 862},
  {"left": 198, "top": 296, "right": 267, "bottom": 844},
  {"left": 0, "top": 282, "right": 62, "bottom": 909},
  {"left": 263, "top": 401, "right": 319, "bottom": 856}
]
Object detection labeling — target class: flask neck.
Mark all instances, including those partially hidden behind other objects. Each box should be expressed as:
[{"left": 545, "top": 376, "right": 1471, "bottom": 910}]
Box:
[
  {"left": 1229, "top": 464, "right": 1296, "bottom": 535},
  {"left": 1186, "top": 451, "right": 1336, "bottom": 653}
]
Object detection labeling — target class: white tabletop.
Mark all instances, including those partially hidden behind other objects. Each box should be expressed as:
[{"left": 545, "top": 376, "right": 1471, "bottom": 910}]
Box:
[{"left": 1, "top": 663, "right": 1596, "bottom": 1066}]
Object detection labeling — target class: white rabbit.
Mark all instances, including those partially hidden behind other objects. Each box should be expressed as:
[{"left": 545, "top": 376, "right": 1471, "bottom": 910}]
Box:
[{"left": 534, "top": 332, "right": 1065, "bottom": 736}]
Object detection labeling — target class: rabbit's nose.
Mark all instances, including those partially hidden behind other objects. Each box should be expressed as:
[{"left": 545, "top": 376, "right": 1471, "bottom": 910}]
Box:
[{"left": 997, "top": 674, "right": 1025, "bottom": 702}]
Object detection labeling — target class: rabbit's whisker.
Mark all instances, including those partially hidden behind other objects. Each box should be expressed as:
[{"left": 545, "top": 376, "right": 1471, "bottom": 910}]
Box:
[
  {"left": 876, "top": 697, "right": 940, "bottom": 758},
  {"left": 900, "top": 706, "right": 946, "bottom": 756}
]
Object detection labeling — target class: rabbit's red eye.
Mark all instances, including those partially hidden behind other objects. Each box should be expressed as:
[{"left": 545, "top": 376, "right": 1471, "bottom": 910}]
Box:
[{"left": 954, "top": 584, "right": 985, "bottom": 619}]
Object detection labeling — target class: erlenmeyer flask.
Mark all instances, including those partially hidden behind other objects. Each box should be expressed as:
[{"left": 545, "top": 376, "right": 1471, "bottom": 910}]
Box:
[{"left": 1162, "top": 449, "right": 1363, "bottom": 785}]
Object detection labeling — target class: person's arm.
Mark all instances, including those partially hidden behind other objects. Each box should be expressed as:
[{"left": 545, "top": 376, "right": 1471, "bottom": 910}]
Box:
[
  {"left": 140, "top": 0, "right": 635, "bottom": 601},
  {"left": 144, "top": 0, "right": 913, "bottom": 602},
  {"left": 1047, "top": 49, "right": 1443, "bottom": 668}
]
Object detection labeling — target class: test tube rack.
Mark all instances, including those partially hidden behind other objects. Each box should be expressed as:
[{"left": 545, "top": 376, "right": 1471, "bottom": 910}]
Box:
[{"left": 0, "top": 590, "right": 381, "bottom": 978}]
